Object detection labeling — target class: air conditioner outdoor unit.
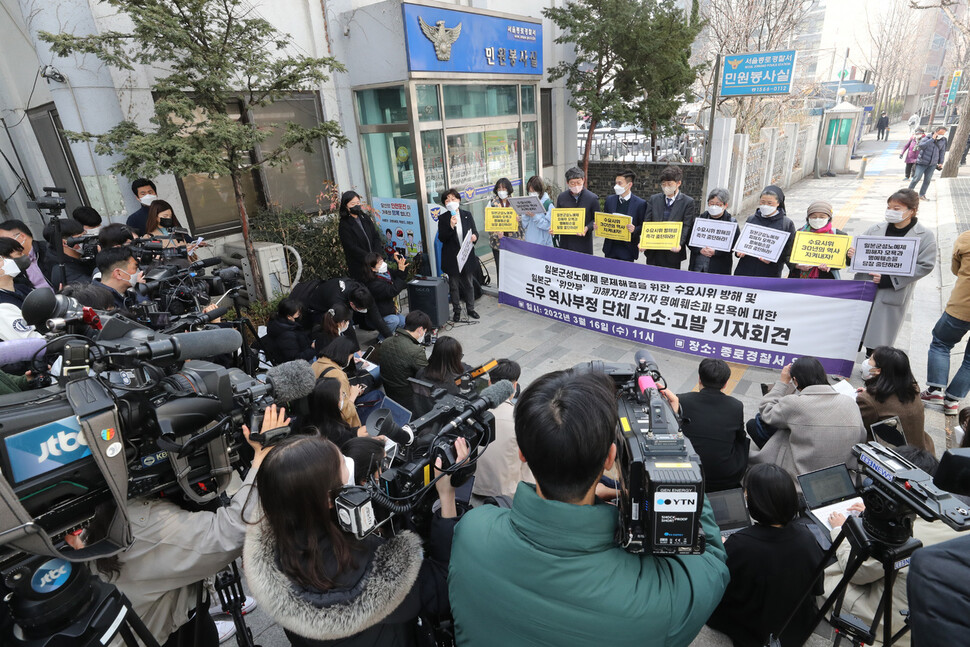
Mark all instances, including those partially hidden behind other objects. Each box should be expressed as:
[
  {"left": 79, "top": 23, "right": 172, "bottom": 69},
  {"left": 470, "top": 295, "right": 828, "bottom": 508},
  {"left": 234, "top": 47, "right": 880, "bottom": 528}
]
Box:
[{"left": 223, "top": 241, "right": 292, "bottom": 299}]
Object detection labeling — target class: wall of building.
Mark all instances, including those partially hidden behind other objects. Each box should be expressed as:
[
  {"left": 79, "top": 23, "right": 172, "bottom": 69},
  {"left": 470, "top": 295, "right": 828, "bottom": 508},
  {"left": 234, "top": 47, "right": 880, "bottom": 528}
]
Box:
[{"left": 584, "top": 161, "right": 704, "bottom": 203}]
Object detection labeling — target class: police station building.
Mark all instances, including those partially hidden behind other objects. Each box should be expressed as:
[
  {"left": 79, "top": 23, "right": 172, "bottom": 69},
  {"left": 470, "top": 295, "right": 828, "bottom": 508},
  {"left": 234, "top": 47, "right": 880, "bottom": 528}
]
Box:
[{"left": 0, "top": 0, "right": 576, "bottom": 264}]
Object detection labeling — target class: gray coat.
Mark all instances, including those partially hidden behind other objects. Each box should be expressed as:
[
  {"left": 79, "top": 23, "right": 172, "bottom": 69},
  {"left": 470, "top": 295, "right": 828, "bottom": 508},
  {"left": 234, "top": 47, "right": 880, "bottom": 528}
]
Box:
[
  {"left": 853, "top": 221, "right": 937, "bottom": 348},
  {"left": 749, "top": 381, "right": 867, "bottom": 488}
]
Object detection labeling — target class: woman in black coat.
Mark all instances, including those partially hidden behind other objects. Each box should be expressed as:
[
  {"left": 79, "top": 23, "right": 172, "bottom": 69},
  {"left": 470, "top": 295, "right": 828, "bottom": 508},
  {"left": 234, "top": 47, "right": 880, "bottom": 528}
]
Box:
[
  {"left": 437, "top": 188, "right": 479, "bottom": 321},
  {"left": 337, "top": 191, "right": 383, "bottom": 282},
  {"left": 688, "top": 187, "right": 739, "bottom": 275},
  {"left": 734, "top": 185, "right": 797, "bottom": 278},
  {"left": 363, "top": 251, "right": 408, "bottom": 340},
  {"left": 261, "top": 297, "right": 316, "bottom": 364}
]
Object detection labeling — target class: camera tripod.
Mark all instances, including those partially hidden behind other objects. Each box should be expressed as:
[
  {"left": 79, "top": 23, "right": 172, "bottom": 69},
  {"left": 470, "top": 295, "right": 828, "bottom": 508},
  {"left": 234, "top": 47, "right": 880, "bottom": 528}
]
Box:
[{"left": 213, "top": 560, "right": 260, "bottom": 647}]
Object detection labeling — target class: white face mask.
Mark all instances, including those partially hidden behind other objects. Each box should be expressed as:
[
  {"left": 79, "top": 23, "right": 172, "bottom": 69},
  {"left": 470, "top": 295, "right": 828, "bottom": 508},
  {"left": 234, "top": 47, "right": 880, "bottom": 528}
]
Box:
[
  {"left": 528, "top": 192, "right": 539, "bottom": 198},
  {"left": 707, "top": 205, "right": 724, "bottom": 216},
  {"left": 859, "top": 361, "right": 876, "bottom": 380},
  {"left": 614, "top": 184, "right": 626, "bottom": 196},
  {"left": 446, "top": 202, "right": 459, "bottom": 214},
  {"left": 496, "top": 190, "right": 508, "bottom": 200},
  {"left": 138, "top": 194, "right": 157, "bottom": 207},
  {"left": 339, "top": 322, "right": 349, "bottom": 334},
  {"left": 119, "top": 268, "right": 141, "bottom": 288},
  {"left": 85, "top": 226, "right": 101, "bottom": 236},
  {"left": 885, "top": 208, "right": 906, "bottom": 223},
  {"left": 758, "top": 204, "right": 778, "bottom": 217},
  {"left": 0, "top": 257, "right": 21, "bottom": 279},
  {"left": 569, "top": 184, "right": 583, "bottom": 195},
  {"left": 808, "top": 217, "right": 829, "bottom": 230},
  {"left": 343, "top": 455, "right": 356, "bottom": 487},
  {"left": 662, "top": 185, "right": 677, "bottom": 197},
  {"left": 377, "top": 262, "right": 388, "bottom": 274}
]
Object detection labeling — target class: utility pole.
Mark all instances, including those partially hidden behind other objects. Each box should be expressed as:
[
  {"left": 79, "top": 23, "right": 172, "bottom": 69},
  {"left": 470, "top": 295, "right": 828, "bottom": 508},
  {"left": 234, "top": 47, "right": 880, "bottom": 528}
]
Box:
[
  {"left": 823, "top": 47, "right": 850, "bottom": 177},
  {"left": 929, "top": 35, "right": 949, "bottom": 126}
]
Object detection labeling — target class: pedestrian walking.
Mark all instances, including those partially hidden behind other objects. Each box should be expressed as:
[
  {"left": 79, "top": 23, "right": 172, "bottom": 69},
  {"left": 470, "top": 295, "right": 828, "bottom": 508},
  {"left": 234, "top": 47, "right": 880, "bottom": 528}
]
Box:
[
  {"left": 876, "top": 112, "right": 890, "bottom": 141},
  {"left": 900, "top": 128, "right": 924, "bottom": 180},
  {"left": 908, "top": 126, "right": 948, "bottom": 200}
]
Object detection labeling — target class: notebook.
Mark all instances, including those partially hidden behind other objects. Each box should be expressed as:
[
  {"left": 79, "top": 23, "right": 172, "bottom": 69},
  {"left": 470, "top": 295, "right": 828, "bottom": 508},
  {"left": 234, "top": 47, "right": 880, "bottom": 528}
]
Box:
[
  {"left": 708, "top": 488, "right": 752, "bottom": 541},
  {"left": 797, "top": 464, "right": 863, "bottom": 532}
]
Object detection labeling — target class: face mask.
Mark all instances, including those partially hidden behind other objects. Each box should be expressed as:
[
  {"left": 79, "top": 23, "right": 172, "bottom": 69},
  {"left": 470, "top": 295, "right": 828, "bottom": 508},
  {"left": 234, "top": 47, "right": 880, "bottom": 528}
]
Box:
[
  {"left": 885, "top": 209, "right": 906, "bottom": 223},
  {"left": 859, "top": 361, "right": 876, "bottom": 380},
  {"left": 343, "top": 455, "right": 356, "bottom": 487},
  {"left": 85, "top": 226, "right": 101, "bottom": 236},
  {"left": 338, "top": 322, "right": 349, "bottom": 334},
  {"left": 139, "top": 194, "right": 157, "bottom": 207},
  {"left": 497, "top": 190, "right": 508, "bottom": 200},
  {"left": 707, "top": 205, "right": 724, "bottom": 216},
  {"left": 528, "top": 192, "right": 539, "bottom": 198},
  {"left": 159, "top": 217, "right": 174, "bottom": 228},
  {"left": 662, "top": 185, "right": 678, "bottom": 197},
  {"left": 13, "top": 255, "right": 31, "bottom": 272},
  {"left": 119, "top": 268, "right": 141, "bottom": 288},
  {"left": 0, "top": 258, "right": 20, "bottom": 279},
  {"left": 614, "top": 184, "right": 626, "bottom": 196},
  {"left": 569, "top": 184, "right": 583, "bottom": 195},
  {"left": 808, "top": 217, "right": 829, "bottom": 229},
  {"left": 758, "top": 204, "right": 778, "bottom": 217},
  {"left": 377, "top": 262, "right": 388, "bottom": 274},
  {"left": 350, "top": 205, "right": 364, "bottom": 216},
  {"left": 446, "top": 202, "right": 459, "bottom": 214}
]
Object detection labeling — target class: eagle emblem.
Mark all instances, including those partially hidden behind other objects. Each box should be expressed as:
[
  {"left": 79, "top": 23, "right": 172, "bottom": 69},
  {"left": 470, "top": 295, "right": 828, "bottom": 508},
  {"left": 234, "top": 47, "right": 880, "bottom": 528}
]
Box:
[
  {"left": 726, "top": 58, "right": 742, "bottom": 70},
  {"left": 418, "top": 16, "right": 462, "bottom": 61}
]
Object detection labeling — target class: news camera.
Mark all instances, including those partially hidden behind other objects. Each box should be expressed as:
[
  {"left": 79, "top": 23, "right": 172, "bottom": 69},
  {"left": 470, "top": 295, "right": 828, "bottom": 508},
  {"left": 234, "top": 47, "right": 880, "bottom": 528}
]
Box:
[
  {"left": 334, "top": 380, "right": 513, "bottom": 540},
  {"left": 26, "top": 187, "right": 67, "bottom": 217},
  {"left": 574, "top": 350, "right": 706, "bottom": 556},
  {"left": 66, "top": 233, "right": 100, "bottom": 262}
]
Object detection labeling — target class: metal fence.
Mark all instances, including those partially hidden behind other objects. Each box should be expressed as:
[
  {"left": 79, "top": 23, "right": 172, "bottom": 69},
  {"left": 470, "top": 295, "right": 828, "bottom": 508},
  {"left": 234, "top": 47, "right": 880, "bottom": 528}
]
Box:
[{"left": 578, "top": 127, "right": 707, "bottom": 165}]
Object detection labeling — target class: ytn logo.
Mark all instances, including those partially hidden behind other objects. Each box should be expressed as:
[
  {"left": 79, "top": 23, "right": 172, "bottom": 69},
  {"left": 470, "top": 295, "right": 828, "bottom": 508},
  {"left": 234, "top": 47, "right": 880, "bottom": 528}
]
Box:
[
  {"left": 654, "top": 492, "right": 698, "bottom": 513},
  {"left": 30, "top": 558, "right": 72, "bottom": 594},
  {"left": 37, "top": 430, "right": 89, "bottom": 463}
]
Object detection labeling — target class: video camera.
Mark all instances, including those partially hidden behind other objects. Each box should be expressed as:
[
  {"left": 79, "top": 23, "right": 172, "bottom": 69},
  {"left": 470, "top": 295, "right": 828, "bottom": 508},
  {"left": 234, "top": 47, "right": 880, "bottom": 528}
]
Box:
[
  {"left": 334, "top": 380, "right": 513, "bottom": 539},
  {"left": 575, "top": 350, "right": 706, "bottom": 556},
  {"left": 26, "top": 187, "right": 67, "bottom": 217},
  {"left": 66, "top": 233, "right": 100, "bottom": 263}
]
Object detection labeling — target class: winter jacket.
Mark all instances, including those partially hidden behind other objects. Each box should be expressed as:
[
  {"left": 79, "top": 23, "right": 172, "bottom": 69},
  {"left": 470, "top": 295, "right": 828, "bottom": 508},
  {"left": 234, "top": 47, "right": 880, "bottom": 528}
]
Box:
[
  {"left": 554, "top": 188, "right": 598, "bottom": 254},
  {"left": 448, "top": 482, "right": 730, "bottom": 647},
  {"left": 915, "top": 134, "right": 947, "bottom": 167},
  {"left": 262, "top": 317, "right": 316, "bottom": 364},
  {"left": 338, "top": 212, "right": 383, "bottom": 281},
  {"left": 365, "top": 268, "right": 408, "bottom": 318},
  {"left": 312, "top": 357, "right": 361, "bottom": 427},
  {"left": 0, "top": 285, "right": 42, "bottom": 341},
  {"left": 734, "top": 209, "right": 797, "bottom": 278},
  {"left": 0, "top": 370, "right": 29, "bottom": 396},
  {"left": 688, "top": 211, "right": 739, "bottom": 275},
  {"left": 291, "top": 278, "right": 392, "bottom": 339},
  {"left": 748, "top": 381, "right": 867, "bottom": 489},
  {"left": 786, "top": 226, "right": 849, "bottom": 279},
  {"left": 908, "top": 533, "right": 970, "bottom": 645},
  {"left": 856, "top": 387, "right": 934, "bottom": 453},
  {"left": 245, "top": 514, "right": 456, "bottom": 647},
  {"left": 900, "top": 136, "right": 922, "bottom": 164},
  {"left": 371, "top": 330, "right": 427, "bottom": 410},
  {"left": 519, "top": 193, "right": 553, "bottom": 246},
  {"left": 437, "top": 208, "right": 479, "bottom": 276},
  {"left": 944, "top": 230, "right": 970, "bottom": 321},
  {"left": 876, "top": 115, "right": 889, "bottom": 129}
]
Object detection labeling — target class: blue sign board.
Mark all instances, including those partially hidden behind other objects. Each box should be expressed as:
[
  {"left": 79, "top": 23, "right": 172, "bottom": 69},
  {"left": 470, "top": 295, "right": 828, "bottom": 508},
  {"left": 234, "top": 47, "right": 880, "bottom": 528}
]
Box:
[
  {"left": 720, "top": 50, "right": 796, "bottom": 97},
  {"left": 3, "top": 416, "right": 90, "bottom": 484},
  {"left": 402, "top": 3, "right": 542, "bottom": 75}
]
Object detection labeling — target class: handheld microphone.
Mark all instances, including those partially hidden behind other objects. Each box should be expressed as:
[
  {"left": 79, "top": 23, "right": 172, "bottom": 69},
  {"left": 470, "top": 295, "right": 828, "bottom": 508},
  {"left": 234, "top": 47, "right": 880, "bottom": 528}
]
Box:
[{"left": 438, "top": 379, "right": 515, "bottom": 436}]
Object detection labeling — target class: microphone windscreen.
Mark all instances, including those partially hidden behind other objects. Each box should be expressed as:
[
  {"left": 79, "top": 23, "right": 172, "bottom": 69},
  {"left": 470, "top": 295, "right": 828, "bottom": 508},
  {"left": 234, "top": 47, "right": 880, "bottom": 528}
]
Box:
[
  {"left": 21, "top": 289, "right": 57, "bottom": 328},
  {"left": 192, "top": 257, "right": 221, "bottom": 269},
  {"left": 266, "top": 360, "right": 316, "bottom": 402},
  {"left": 634, "top": 349, "right": 659, "bottom": 372},
  {"left": 480, "top": 379, "right": 515, "bottom": 408},
  {"left": 0, "top": 338, "right": 47, "bottom": 365},
  {"left": 172, "top": 328, "right": 241, "bottom": 361}
]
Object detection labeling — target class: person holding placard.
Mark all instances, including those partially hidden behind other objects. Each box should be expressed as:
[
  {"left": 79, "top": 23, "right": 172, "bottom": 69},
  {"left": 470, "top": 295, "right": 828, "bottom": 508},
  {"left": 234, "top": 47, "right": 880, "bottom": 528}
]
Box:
[
  {"left": 519, "top": 176, "right": 553, "bottom": 247},
  {"left": 850, "top": 188, "right": 936, "bottom": 354},
  {"left": 787, "top": 200, "right": 849, "bottom": 280},
  {"left": 602, "top": 169, "right": 646, "bottom": 262},
  {"left": 642, "top": 165, "right": 696, "bottom": 269},
  {"left": 734, "top": 185, "right": 796, "bottom": 278},
  {"left": 488, "top": 177, "right": 522, "bottom": 278},
  {"left": 555, "top": 167, "right": 598, "bottom": 254},
  {"left": 438, "top": 188, "right": 481, "bottom": 322},
  {"left": 687, "top": 188, "right": 738, "bottom": 275}
]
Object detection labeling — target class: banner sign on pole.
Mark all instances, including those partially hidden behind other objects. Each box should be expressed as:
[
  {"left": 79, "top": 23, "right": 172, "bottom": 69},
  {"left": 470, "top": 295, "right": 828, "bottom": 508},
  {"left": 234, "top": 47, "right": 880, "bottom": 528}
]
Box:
[
  {"left": 457, "top": 230, "right": 474, "bottom": 272},
  {"left": 508, "top": 195, "right": 545, "bottom": 217},
  {"left": 485, "top": 207, "right": 518, "bottom": 231},
  {"left": 947, "top": 69, "right": 963, "bottom": 105},
  {"left": 733, "top": 224, "right": 791, "bottom": 263},
  {"left": 550, "top": 208, "right": 586, "bottom": 235},
  {"left": 849, "top": 236, "right": 919, "bottom": 277},
  {"left": 688, "top": 219, "right": 738, "bottom": 252},
  {"left": 789, "top": 231, "right": 851, "bottom": 269},
  {"left": 594, "top": 212, "right": 632, "bottom": 241},
  {"left": 639, "top": 222, "right": 682, "bottom": 250},
  {"left": 372, "top": 197, "right": 424, "bottom": 259},
  {"left": 720, "top": 50, "right": 796, "bottom": 97},
  {"left": 498, "top": 239, "right": 876, "bottom": 376}
]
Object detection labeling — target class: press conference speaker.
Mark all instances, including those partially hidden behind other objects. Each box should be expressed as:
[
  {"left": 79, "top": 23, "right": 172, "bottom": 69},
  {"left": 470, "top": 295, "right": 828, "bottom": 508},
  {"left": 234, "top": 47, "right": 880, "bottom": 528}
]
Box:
[{"left": 448, "top": 369, "right": 729, "bottom": 647}]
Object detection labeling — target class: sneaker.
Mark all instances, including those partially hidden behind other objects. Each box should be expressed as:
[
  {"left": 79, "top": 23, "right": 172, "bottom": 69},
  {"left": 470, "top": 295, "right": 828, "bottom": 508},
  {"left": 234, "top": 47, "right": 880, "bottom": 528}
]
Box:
[
  {"left": 467, "top": 310, "right": 480, "bottom": 319},
  {"left": 920, "top": 389, "right": 944, "bottom": 404},
  {"left": 216, "top": 620, "right": 236, "bottom": 643},
  {"left": 210, "top": 595, "right": 258, "bottom": 617},
  {"left": 920, "top": 195, "right": 930, "bottom": 201},
  {"left": 944, "top": 399, "right": 960, "bottom": 415}
]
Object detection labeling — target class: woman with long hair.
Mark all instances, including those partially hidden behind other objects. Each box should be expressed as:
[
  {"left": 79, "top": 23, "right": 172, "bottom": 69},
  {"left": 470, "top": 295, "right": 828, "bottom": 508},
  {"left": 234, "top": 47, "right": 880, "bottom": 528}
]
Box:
[
  {"left": 337, "top": 191, "right": 383, "bottom": 281},
  {"left": 305, "top": 378, "right": 362, "bottom": 446},
  {"left": 145, "top": 200, "right": 199, "bottom": 254},
  {"left": 245, "top": 434, "right": 468, "bottom": 646},
  {"left": 262, "top": 297, "right": 316, "bottom": 364},
  {"left": 362, "top": 251, "right": 408, "bottom": 340},
  {"left": 312, "top": 337, "right": 363, "bottom": 428},
  {"left": 413, "top": 336, "right": 468, "bottom": 416},
  {"left": 857, "top": 346, "right": 934, "bottom": 451},
  {"left": 312, "top": 303, "right": 356, "bottom": 352}
]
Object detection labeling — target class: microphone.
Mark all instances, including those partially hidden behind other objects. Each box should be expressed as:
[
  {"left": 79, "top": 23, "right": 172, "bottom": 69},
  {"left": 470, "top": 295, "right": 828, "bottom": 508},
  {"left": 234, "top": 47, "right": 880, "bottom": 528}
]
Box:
[
  {"left": 120, "top": 328, "right": 242, "bottom": 363},
  {"left": 0, "top": 338, "right": 47, "bottom": 365},
  {"left": 635, "top": 349, "right": 659, "bottom": 373},
  {"left": 263, "top": 360, "right": 316, "bottom": 402},
  {"left": 438, "top": 379, "right": 515, "bottom": 436},
  {"left": 189, "top": 257, "right": 221, "bottom": 271},
  {"left": 21, "top": 289, "right": 57, "bottom": 328},
  {"left": 217, "top": 267, "right": 241, "bottom": 281}
]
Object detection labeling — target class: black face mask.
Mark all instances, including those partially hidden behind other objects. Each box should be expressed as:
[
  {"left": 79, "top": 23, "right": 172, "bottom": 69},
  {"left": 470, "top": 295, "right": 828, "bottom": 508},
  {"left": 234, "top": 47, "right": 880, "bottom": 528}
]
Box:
[
  {"left": 13, "top": 256, "right": 31, "bottom": 272},
  {"left": 349, "top": 206, "right": 364, "bottom": 216},
  {"left": 159, "top": 217, "right": 174, "bottom": 228}
]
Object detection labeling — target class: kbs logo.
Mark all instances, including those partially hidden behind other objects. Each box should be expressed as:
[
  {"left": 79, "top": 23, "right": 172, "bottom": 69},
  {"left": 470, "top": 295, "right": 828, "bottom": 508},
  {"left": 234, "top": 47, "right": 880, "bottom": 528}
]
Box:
[
  {"left": 30, "top": 558, "right": 72, "bottom": 593},
  {"left": 4, "top": 417, "right": 93, "bottom": 484},
  {"left": 37, "top": 430, "right": 89, "bottom": 463}
]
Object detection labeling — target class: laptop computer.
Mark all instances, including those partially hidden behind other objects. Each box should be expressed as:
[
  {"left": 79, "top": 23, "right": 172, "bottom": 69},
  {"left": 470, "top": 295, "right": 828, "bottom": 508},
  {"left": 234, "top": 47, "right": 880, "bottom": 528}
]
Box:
[
  {"left": 708, "top": 488, "right": 752, "bottom": 541},
  {"left": 380, "top": 394, "right": 412, "bottom": 428},
  {"left": 797, "top": 464, "right": 863, "bottom": 532}
]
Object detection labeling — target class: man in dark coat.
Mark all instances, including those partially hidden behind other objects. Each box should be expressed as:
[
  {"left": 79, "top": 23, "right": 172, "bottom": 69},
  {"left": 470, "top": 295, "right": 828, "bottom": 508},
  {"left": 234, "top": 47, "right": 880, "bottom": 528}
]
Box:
[
  {"left": 602, "top": 169, "right": 647, "bottom": 262},
  {"left": 642, "top": 165, "right": 697, "bottom": 269},
  {"left": 126, "top": 178, "right": 157, "bottom": 236},
  {"left": 290, "top": 276, "right": 392, "bottom": 341},
  {"left": 909, "top": 534, "right": 970, "bottom": 645},
  {"left": 337, "top": 190, "right": 384, "bottom": 282},
  {"left": 437, "top": 188, "right": 479, "bottom": 322},
  {"left": 554, "top": 167, "right": 598, "bottom": 255},
  {"left": 909, "top": 126, "right": 948, "bottom": 200},
  {"left": 876, "top": 112, "right": 889, "bottom": 141}
]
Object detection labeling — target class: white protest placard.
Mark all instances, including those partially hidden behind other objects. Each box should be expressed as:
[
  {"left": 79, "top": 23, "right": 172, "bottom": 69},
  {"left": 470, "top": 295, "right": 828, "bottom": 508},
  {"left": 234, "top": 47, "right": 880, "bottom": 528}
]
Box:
[
  {"left": 457, "top": 230, "right": 474, "bottom": 272},
  {"left": 733, "top": 224, "right": 791, "bottom": 263},
  {"left": 689, "top": 219, "right": 738, "bottom": 253},
  {"left": 508, "top": 195, "right": 546, "bottom": 217},
  {"left": 849, "top": 236, "right": 919, "bottom": 277}
]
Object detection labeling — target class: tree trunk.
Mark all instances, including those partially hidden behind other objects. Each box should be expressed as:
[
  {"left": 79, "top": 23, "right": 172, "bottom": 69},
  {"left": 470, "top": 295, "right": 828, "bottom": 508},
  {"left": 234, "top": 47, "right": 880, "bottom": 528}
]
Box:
[
  {"left": 582, "top": 117, "right": 597, "bottom": 183},
  {"left": 942, "top": 90, "right": 970, "bottom": 178},
  {"left": 231, "top": 170, "right": 267, "bottom": 301}
]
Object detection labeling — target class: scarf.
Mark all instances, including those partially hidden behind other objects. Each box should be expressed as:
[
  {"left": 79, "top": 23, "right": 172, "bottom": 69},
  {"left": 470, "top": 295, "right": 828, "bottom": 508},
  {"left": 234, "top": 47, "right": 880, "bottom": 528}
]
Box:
[{"left": 798, "top": 221, "right": 834, "bottom": 278}]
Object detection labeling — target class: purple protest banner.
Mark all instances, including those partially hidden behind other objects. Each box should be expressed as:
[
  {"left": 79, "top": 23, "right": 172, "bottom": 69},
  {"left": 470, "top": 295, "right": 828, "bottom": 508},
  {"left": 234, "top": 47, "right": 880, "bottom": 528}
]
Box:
[{"left": 497, "top": 238, "right": 877, "bottom": 376}]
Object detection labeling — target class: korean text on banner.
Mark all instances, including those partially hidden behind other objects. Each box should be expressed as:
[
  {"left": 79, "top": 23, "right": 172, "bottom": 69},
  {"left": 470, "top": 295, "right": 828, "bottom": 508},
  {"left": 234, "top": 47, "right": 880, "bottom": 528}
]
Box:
[
  {"left": 498, "top": 239, "right": 877, "bottom": 376},
  {"left": 733, "top": 224, "right": 791, "bottom": 263},
  {"left": 639, "top": 222, "right": 682, "bottom": 250},
  {"left": 551, "top": 208, "right": 586, "bottom": 235},
  {"left": 849, "top": 236, "right": 919, "bottom": 277},
  {"left": 485, "top": 207, "right": 519, "bottom": 232},
  {"left": 688, "top": 219, "right": 737, "bottom": 252},
  {"left": 721, "top": 50, "right": 796, "bottom": 97},
  {"left": 789, "top": 231, "right": 851, "bottom": 269},
  {"left": 508, "top": 195, "right": 545, "bottom": 217},
  {"left": 457, "top": 230, "right": 474, "bottom": 272},
  {"left": 372, "top": 197, "right": 423, "bottom": 259},
  {"left": 595, "top": 212, "right": 632, "bottom": 241}
]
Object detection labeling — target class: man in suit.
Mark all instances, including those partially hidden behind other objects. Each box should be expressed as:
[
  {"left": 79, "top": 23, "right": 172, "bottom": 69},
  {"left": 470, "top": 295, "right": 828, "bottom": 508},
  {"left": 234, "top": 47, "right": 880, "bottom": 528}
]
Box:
[
  {"left": 602, "top": 170, "right": 647, "bottom": 262},
  {"left": 554, "top": 167, "right": 598, "bottom": 254},
  {"left": 642, "top": 165, "right": 697, "bottom": 269},
  {"left": 437, "top": 188, "right": 480, "bottom": 322},
  {"left": 660, "top": 358, "right": 747, "bottom": 492}
]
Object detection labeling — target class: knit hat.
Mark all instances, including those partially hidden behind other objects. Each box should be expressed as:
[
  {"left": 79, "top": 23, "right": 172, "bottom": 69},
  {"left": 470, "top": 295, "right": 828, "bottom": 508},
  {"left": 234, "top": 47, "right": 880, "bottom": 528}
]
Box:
[{"left": 806, "top": 200, "right": 833, "bottom": 218}]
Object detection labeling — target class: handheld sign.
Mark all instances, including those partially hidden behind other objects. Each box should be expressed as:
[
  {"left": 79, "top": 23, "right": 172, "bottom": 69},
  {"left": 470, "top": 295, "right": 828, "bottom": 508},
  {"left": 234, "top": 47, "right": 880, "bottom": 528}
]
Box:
[
  {"left": 849, "top": 236, "right": 919, "bottom": 277},
  {"left": 639, "top": 222, "right": 683, "bottom": 250},
  {"left": 508, "top": 195, "right": 545, "bottom": 217},
  {"left": 551, "top": 208, "right": 586, "bottom": 235},
  {"left": 485, "top": 207, "right": 518, "bottom": 232},
  {"left": 789, "top": 231, "right": 851, "bottom": 269},
  {"left": 457, "top": 230, "right": 474, "bottom": 272},
  {"left": 733, "top": 224, "right": 790, "bottom": 263},
  {"left": 688, "top": 219, "right": 737, "bottom": 253},
  {"left": 594, "top": 212, "right": 632, "bottom": 241}
]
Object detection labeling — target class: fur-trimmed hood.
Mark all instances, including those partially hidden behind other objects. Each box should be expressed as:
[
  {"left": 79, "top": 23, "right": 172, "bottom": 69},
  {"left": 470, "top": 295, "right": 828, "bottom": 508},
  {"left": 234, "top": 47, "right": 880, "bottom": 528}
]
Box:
[{"left": 244, "top": 521, "right": 424, "bottom": 641}]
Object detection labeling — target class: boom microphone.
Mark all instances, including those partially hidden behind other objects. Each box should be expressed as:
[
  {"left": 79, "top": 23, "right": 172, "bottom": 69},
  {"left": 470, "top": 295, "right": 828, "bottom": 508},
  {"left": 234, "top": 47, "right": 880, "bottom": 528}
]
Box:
[
  {"left": 438, "top": 379, "right": 515, "bottom": 435},
  {"left": 113, "top": 328, "right": 242, "bottom": 364},
  {"left": 635, "top": 349, "right": 659, "bottom": 373},
  {"left": 188, "top": 257, "right": 221, "bottom": 271},
  {"left": 0, "top": 338, "right": 47, "bottom": 365},
  {"left": 263, "top": 360, "right": 316, "bottom": 403}
]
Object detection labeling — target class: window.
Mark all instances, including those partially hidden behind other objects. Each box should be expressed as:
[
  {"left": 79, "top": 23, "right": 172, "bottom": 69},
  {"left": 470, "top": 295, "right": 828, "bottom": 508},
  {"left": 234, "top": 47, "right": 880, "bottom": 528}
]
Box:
[
  {"left": 356, "top": 87, "right": 408, "bottom": 125},
  {"left": 442, "top": 85, "right": 518, "bottom": 119},
  {"left": 825, "top": 118, "right": 853, "bottom": 145},
  {"left": 521, "top": 85, "right": 536, "bottom": 115},
  {"left": 361, "top": 132, "right": 416, "bottom": 200},
  {"left": 540, "top": 88, "right": 553, "bottom": 168},
  {"left": 417, "top": 85, "right": 440, "bottom": 122},
  {"left": 27, "top": 104, "right": 88, "bottom": 216}
]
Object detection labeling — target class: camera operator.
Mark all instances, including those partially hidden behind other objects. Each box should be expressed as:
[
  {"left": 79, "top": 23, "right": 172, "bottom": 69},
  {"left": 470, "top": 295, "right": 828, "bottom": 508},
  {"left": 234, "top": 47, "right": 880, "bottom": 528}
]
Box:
[
  {"left": 72, "top": 205, "right": 103, "bottom": 235},
  {"left": 448, "top": 369, "right": 729, "bottom": 646},
  {"left": 0, "top": 220, "right": 53, "bottom": 291},
  {"left": 93, "top": 246, "right": 146, "bottom": 311},
  {"left": 43, "top": 218, "right": 95, "bottom": 285},
  {"left": 0, "top": 238, "right": 42, "bottom": 341},
  {"left": 65, "top": 404, "right": 289, "bottom": 647},
  {"left": 99, "top": 223, "right": 136, "bottom": 250},
  {"left": 244, "top": 433, "right": 469, "bottom": 646}
]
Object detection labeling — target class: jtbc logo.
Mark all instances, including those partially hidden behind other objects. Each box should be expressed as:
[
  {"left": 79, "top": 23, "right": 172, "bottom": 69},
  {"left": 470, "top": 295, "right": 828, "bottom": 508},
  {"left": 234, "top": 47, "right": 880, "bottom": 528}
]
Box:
[
  {"left": 39, "top": 563, "right": 69, "bottom": 587},
  {"left": 37, "top": 430, "right": 89, "bottom": 463}
]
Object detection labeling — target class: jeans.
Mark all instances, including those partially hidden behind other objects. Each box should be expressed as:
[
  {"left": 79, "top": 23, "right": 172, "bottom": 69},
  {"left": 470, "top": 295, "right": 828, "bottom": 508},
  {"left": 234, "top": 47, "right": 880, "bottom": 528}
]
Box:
[
  {"left": 378, "top": 313, "right": 406, "bottom": 340},
  {"left": 909, "top": 164, "right": 935, "bottom": 197},
  {"left": 927, "top": 311, "right": 970, "bottom": 399}
]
